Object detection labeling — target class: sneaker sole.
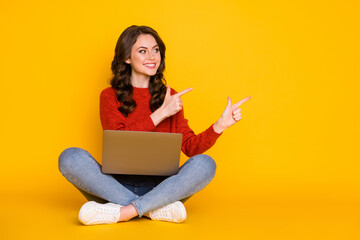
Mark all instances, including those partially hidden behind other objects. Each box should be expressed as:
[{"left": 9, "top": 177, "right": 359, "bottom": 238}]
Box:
[{"left": 173, "top": 201, "right": 187, "bottom": 223}]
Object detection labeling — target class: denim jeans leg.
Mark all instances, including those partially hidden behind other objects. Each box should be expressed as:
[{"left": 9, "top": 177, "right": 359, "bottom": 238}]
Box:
[
  {"left": 132, "top": 154, "right": 216, "bottom": 217},
  {"left": 58, "top": 147, "right": 138, "bottom": 206},
  {"left": 74, "top": 186, "right": 108, "bottom": 203}
]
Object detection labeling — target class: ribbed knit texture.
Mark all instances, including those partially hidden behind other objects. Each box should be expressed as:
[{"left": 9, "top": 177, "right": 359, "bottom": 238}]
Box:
[{"left": 100, "top": 87, "right": 222, "bottom": 157}]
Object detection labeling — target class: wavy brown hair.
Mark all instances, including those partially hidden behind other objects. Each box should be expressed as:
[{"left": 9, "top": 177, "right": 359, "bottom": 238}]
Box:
[{"left": 110, "top": 25, "right": 167, "bottom": 117}]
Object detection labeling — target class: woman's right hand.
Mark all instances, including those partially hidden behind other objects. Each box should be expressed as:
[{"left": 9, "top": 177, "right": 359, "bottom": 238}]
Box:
[
  {"left": 161, "top": 85, "right": 193, "bottom": 118},
  {"left": 150, "top": 85, "right": 192, "bottom": 126}
]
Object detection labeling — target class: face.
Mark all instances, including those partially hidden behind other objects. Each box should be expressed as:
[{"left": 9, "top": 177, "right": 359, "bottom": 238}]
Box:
[{"left": 125, "top": 34, "right": 161, "bottom": 78}]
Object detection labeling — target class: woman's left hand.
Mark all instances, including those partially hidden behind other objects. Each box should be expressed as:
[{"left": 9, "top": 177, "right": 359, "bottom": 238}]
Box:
[{"left": 213, "top": 96, "right": 251, "bottom": 133}]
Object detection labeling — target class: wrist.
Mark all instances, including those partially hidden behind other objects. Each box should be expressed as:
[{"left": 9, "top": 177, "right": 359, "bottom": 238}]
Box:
[
  {"left": 213, "top": 120, "right": 226, "bottom": 134},
  {"left": 150, "top": 107, "right": 167, "bottom": 126},
  {"left": 157, "top": 106, "right": 168, "bottom": 120}
]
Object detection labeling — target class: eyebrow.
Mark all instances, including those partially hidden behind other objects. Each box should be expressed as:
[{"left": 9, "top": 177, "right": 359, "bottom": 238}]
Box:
[{"left": 136, "top": 45, "right": 159, "bottom": 50}]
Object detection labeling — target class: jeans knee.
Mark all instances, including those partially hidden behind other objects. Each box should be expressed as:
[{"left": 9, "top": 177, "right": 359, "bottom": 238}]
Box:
[
  {"left": 192, "top": 154, "right": 217, "bottom": 179},
  {"left": 58, "top": 147, "right": 89, "bottom": 175}
]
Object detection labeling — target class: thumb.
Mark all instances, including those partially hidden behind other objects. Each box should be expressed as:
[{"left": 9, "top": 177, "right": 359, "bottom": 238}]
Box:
[
  {"left": 165, "top": 85, "right": 171, "bottom": 98},
  {"left": 223, "top": 97, "right": 232, "bottom": 115},
  {"left": 226, "top": 97, "right": 232, "bottom": 109}
]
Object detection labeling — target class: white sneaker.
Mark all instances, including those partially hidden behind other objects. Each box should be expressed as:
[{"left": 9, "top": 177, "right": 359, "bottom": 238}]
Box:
[
  {"left": 149, "top": 201, "right": 187, "bottom": 223},
  {"left": 78, "top": 201, "right": 123, "bottom": 225}
]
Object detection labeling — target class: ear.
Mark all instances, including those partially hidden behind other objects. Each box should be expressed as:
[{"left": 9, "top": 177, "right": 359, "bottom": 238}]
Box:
[{"left": 125, "top": 58, "right": 131, "bottom": 64}]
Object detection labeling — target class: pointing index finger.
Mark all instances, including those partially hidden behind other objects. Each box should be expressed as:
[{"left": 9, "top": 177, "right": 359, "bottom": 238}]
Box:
[
  {"left": 175, "top": 88, "right": 193, "bottom": 97},
  {"left": 233, "top": 96, "right": 251, "bottom": 108}
]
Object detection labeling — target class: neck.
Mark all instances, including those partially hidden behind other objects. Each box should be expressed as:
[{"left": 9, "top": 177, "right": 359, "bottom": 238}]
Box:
[{"left": 130, "top": 72, "right": 150, "bottom": 88}]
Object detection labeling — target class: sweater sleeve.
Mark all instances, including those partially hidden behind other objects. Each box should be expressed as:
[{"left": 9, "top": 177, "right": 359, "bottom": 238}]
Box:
[
  {"left": 99, "top": 88, "right": 156, "bottom": 131},
  {"left": 175, "top": 104, "right": 222, "bottom": 158}
]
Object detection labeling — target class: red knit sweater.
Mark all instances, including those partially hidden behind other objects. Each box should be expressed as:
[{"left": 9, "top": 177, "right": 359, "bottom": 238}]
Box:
[{"left": 99, "top": 87, "right": 222, "bottom": 157}]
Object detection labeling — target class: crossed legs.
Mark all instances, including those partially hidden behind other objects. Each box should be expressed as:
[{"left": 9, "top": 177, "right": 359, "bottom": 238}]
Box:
[{"left": 58, "top": 147, "right": 216, "bottom": 222}]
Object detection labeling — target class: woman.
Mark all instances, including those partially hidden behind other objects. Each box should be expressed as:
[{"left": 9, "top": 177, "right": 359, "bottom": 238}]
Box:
[{"left": 58, "top": 25, "right": 250, "bottom": 225}]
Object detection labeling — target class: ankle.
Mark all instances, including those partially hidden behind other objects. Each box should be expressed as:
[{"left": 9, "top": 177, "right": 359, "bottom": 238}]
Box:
[{"left": 118, "top": 204, "right": 139, "bottom": 222}]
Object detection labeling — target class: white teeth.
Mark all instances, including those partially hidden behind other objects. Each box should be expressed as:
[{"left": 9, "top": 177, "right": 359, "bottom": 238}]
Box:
[{"left": 145, "top": 64, "right": 155, "bottom": 66}]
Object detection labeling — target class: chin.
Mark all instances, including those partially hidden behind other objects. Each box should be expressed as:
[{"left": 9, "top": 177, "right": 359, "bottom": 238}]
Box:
[{"left": 146, "top": 70, "right": 159, "bottom": 76}]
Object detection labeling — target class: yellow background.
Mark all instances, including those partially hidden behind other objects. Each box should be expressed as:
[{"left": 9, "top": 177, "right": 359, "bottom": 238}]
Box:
[{"left": 1, "top": 0, "right": 359, "bottom": 239}]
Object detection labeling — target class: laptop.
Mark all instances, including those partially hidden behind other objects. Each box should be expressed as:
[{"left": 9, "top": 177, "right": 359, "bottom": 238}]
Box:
[{"left": 101, "top": 130, "right": 183, "bottom": 176}]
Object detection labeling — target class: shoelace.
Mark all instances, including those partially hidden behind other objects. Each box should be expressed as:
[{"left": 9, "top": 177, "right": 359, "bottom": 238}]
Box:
[
  {"left": 93, "top": 205, "right": 119, "bottom": 222},
  {"left": 151, "top": 205, "right": 176, "bottom": 221}
]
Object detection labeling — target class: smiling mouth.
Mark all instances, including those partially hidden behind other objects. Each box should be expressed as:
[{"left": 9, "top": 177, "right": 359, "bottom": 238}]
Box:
[{"left": 144, "top": 63, "right": 156, "bottom": 69}]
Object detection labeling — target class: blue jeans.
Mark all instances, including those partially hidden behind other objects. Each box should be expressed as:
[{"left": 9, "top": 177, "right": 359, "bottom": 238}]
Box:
[{"left": 58, "top": 147, "right": 216, "bottom": 217}]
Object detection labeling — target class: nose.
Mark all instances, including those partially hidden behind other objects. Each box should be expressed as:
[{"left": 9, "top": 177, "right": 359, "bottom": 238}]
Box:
[{"left": 147, "top": 51, "right": 155, "bottom": 60}]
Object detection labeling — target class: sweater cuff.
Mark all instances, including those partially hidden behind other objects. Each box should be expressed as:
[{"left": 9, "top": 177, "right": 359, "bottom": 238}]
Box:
[
  {"left": 208, "top": 123, "right": 223, "bottom": 139},
  {"left": 143, "top": 115, "right": 156, "bottom": 131}
]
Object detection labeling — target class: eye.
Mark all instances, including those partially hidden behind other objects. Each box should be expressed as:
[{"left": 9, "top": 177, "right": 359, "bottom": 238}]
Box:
[
  {"left": 139, "top": 50, "right": 146, "bottom": 54},
  {"left": 153, "top": 48, "right": 159, "bottom": 53}
]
